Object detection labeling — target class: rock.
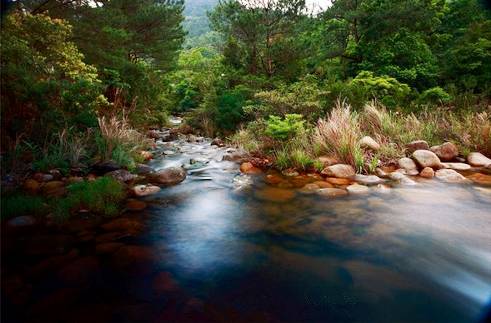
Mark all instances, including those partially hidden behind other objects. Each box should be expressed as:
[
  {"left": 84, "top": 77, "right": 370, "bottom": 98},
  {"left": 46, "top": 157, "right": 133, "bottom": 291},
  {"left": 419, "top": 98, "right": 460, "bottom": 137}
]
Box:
[
  {"left": 211, "top": 138, "right": 225, "bottom": 147},
  {"left": 153, "top": 272, "right": 179, "bottom": 294},
  {"left": 126, "top": 199, "right": 147, "bottom": 211},
  {"left": 298, "top": 183, "right": 320, "bottom": 194},
  {"left": 354, "top": 174, "right": 385, "bottom": 185},
  {"left": 265, "top": 174, "right": 283, "bottom": 185},
  {"left": 135, "top": 164, "right": 154, "bottom": 175},
  {"left": 346, "top": 184, "right": 369, "bottom": 194},
  {"left": 150, "top": 167, "right": 186, "bottom": 185},
  {"left": 132, "top": 184, "right": 161, "bottom": 197},
  {"left": 139, "top": 151, "right": 153, "bottom": 161},
  {"left": 48, "top": 169, "right": 62, "bottom": 180},
  {"left": 317, "top": 188, "right": 348, "bottom": 198},
  {"left": 359, "top": 136, "right": 380, "bottom": 151},
  {"left": 66, "top": 176, "right": 84, "bottom": 185},
  {"left": 58, "top": 256, "right": 100, "bottom": 286},
  {"left": 389, "top": 172, "right": 417, "bottom": 185},
  {"left": 376, "top": 184, "right": 392, "bottom": 194},
  {"left": 86, "top": 173, "right": 97, "bottom": 181},
  {"left": 467, "top": 152, "right": 491, "bottom": 167},
  {"left": 147, "top": 130, "right": 161, "bottom": 139},
  {"left": 105, "top": 169, "right": 137, "bottom": 183},
  {"left": 412, "top": 150, "right": 442, "bottom": 169},
  {"left": 41, "top": 181, "right": 66, "bottom": 197},
  {"left": 222, "top": 150, "right": 249, "bottom": 163},
  {"left": 7, "top": 215, "right": 37, "bottom": 228},
  {"left": 435, "top": 169, "right": 471, "bottom": 184},
  {"left": 325, "top": 177, "right": 352, "bottom": 186},
  {"left": 375, "top": 168, "right": 389, "bottom": 178},
  {"left": 91, "top": 161, "right": 121, "bottom": 175},
  {"left": 430, "top": 142, "right": 459, "bottom": 161},
  {"left": 441, "top": 162, "right": 471, "bottom": 171},
  {"left": 240, "top": 162, "right": 261, "bottom": 174},
  {"left": 33, "top": 172, "right": 54, "bottom": 182},
  {"left": 163, "top": 150, "right": 176, "bottom": 155},
  {"left": 466, "top": 173, "right": 491, "bottom": 185},
  {"left": 405, "top": 140, "right": 429, "bottom": 154},
  {"left": 24, "top": 179, "right": 40, "bottom": 194},
  {"left": 321, "top": 164, "right": 355, "bottom": 178},
  {"left": 317, "top": 156, "right": 339, "bottom": 167},
  {"left": 313, "top": 181, "right": 334, "bottom": 188},
  {"left": 96, "top": 242, "right": 124, "bottom": 255},
  {"left": 419, "top": 167, "right": 435, "bottom": 178},
  {"left": 281, "top": 168, "right": 299, "bottom": 177},
  {"left": 398, "top": 157, "right": 419, "bottom": 175},
  {"left": 255, "top": 187, "right": 295, "bottom": 202},
  {"left": 102, "top": 218, "right": 144, "bottom": 233}
]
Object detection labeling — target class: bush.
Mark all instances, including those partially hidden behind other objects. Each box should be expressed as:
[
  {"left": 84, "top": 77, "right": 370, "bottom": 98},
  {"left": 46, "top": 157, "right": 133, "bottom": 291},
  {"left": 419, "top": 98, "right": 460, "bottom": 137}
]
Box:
[
  {"left": 54, "top": 177, "right": 125, "bottom": 221},
  {"left": 1, "top": 194, "right": 46, "bottom": 220},
  {"left": 265, "top": 114, "right": 305, "bottom": 141},
  {"left": 214, "top": 85, "right": 252, "bottom": 132},
  {"left": 419, "top": 87, "right": 452, "bottom": 105},
  {"left": 350, "top": 71, "right": 411, "bottom": 108}
]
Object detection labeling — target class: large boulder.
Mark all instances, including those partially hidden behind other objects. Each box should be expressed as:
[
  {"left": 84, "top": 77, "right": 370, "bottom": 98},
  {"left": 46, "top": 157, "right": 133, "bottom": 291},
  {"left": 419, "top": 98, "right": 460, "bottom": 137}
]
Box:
[
  {"left": 359, "top": 136, "right": 380, "bottom": 151},
  {"left": 321, "top": 164, "right": 355, "bottom": 178},
  {"left": 435, "top": 169, "right": 471, "bottom": 184},
  {"left": 150, "top": 167, "right": 186, "bottom": 186},
  {"left": 467, "top": 152, "right": 491, "bottom": 167},
  {"left": 430, "top": 142, "right": 458, "bottom": 161},
  {"left": 412, "top": 150, "right": 441, "bottom": 169},
  {"left": 398, "top": 157, "right": 419, "bottom": 175},
  {"left": 405, "top": 140, "right": 429, "bottom": 154}
]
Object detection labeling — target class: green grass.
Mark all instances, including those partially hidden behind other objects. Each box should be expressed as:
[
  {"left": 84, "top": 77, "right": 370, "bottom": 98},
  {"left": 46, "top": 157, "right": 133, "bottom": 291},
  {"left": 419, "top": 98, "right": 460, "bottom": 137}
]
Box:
[
  {"left": 54, "top": 177, "right": 126, "bottom": 221},
  {"left": 1, "top": 194, "right": 46, "bottom": 220}
]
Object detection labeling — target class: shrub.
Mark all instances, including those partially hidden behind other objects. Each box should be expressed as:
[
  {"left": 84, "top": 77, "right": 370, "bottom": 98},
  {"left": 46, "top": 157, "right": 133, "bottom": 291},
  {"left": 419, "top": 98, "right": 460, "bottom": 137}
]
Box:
[
  {"left": 1, "top": 194, "right": 46, "bottom": 220},
  {"left": 265, "top": 114, "right": 305, "bottom": 141},
  {"left": 214, "top": 85, "right": 252, "bottom": 132},
  {"left": 419, "top": 87, "right": 452, "bottom": 105},
  {"left": 313, "top": 101, "right": 363, "bottom": 168},
  {"left": 54, "top": 177, "right": 125, "bottom": 221},
  {"left": 350, "top": 71, "right": 411, "bottom": 108}
]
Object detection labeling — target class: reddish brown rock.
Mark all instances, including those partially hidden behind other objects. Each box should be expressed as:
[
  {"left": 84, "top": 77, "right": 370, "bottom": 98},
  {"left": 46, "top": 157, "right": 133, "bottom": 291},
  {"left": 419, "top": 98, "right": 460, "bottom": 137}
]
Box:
[
  {"left": 255, "top": 187, "right": 295, "bottom": 202},
  {"left": 325, "top": 177, "right": 352, "bottom": 186},
  {"left": 313, "top": 181, "right": 334, "bottom": 188},
  {"left": 240, "top": 162, "right": 261, "bottom": 174},
  {"left": 430, "top": 142, "right": 459, "bottom": 161},
  {"left": 126, "top": 199, "right": 147, "bottom": 211},
  {"left": 466, "top": 173, "right": 491, "bottom": 185},
  {"left": 41, "top": 181, "right": 66, "bottom": 197},
  {"left": 405, "top": 140, "right": 429, "bottom": 154},
  {"left": 265, "top": 174, "right": 283, "bottom": 185},
  {"left": 321, "top": 164, "right": 355, "bottom": 178},
  {"left": 419, "top": 167, "right": 435, "bottom": 178},
  {"left": 24, "top": 179, "right": 40, "bottom": 194}
]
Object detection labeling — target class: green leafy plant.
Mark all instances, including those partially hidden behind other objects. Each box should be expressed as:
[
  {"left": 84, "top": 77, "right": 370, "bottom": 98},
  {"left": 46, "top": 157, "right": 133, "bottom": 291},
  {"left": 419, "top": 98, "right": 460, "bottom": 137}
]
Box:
[{"left": 265, "top": 114, "right": 305, "bottom": 141}]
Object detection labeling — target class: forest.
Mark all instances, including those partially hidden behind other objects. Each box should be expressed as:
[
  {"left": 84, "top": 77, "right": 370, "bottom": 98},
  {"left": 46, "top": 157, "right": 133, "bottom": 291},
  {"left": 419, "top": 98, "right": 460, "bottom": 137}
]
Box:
[{"left": 1, "top": 1, "right": 491, "bottom": 321}]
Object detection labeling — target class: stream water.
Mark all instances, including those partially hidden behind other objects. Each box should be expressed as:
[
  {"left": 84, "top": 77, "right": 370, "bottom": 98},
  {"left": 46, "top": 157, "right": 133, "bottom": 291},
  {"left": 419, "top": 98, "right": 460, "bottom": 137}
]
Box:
[{"left": 3, "top": 136, "right": 491, "bottom": 322}]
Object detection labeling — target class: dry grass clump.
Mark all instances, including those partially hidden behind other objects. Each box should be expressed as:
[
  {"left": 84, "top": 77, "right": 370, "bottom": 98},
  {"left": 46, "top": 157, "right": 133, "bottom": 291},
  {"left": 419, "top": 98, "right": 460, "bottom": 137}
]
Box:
[
  {"left": 313, "top": 100, "right": 364, "bottom": 170},
  {"left": 97, "top": 114, "right": 152, "bottom": 162}
]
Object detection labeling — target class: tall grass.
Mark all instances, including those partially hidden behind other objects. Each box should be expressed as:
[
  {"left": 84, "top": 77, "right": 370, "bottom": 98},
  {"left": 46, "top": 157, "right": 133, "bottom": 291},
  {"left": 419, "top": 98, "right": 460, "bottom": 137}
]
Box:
[{"left": 313, "top": 100, "right": 364, "bottom": 169}]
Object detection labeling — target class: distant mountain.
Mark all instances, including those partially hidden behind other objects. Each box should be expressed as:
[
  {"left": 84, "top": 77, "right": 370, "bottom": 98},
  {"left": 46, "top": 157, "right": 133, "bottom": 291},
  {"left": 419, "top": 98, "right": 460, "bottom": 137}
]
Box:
[{"left": 183, "top": 0, "right": 219, "bottom": 38}]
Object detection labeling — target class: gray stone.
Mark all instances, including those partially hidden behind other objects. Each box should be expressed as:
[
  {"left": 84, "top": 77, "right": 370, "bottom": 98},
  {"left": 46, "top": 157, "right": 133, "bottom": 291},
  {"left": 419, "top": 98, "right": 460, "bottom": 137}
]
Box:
[
  {"left": 467, "top": 152, "right": 491, "bottom": 167},
  {"left": 359, "top": 136, "right": 380, "bottom": 151},
  {"left": 321, "top": 164, "right": 355, "bottom": 178},
  {"left": 398, "top": 157, "right": 419, "bottom": 175},
  {"left": 405, "top": 140, "right": 429, "bottom": 153},
  {"left": 435, "top": 169, "right": 471, "bottom": 184},
  {"left": 412, "top": 150, "right": 441, "bottom": 169},
  {"left": 354, "top": 174, "right": 386, "bottom": 185},
  {"left": 150, "top": 167, "right": 186, "bottom": 186}
]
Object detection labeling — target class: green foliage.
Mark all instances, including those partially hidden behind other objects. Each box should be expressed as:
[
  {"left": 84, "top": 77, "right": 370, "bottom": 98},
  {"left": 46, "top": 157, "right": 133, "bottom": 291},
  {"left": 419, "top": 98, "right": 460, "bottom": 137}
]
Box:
[
  {"left": 54, "top": 177, "right": 125, "bottom": 221},
  {"left": 419, "top": 87, "right": 452, "bottom": 105},
  {"left": 265, "top": 114, "right": 305, "bottom": 140},
  {"left": 214, "top": 85, "right": 252, "bottom": 131},
  {"left": 1, "top": 194, "right": 46, "bottom": 220},
  {"left": 350, "top": 71, "right": 411, "bottom": 107}
]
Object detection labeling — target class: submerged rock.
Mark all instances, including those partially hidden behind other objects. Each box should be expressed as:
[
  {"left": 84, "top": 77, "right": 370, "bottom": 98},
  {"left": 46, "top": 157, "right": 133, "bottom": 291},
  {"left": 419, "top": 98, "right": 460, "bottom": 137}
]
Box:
[
  {"left": 398, "top": 157, "right": 419, "bottom": 175},
  {"left": 255, "top": 187, "right": 295, "bottom": 202},
  {"left": 317, "top": 188, "right": 348, "bottom": 197},
  {"left": 359, "top": 136, "right": 380, "bottom": 151},
  {"left": 346, "top": 184, "right": 369, "bottom": 194},
  {"left": 281, "top": 168, "right": 299, "bottom": 177},
  {"left": 435, "top": 169, "right": 471, "bottom": 184},
  {"left": 321, "top": 164, "right": 355, "bottom": 178},
  {"left": 466, "top": 173, "right": 491, "bottom": 185},
  {"left": 126, "top": 199, "right": 147, "bottom": 211},
  {"left": 389, "top": 172, "right": 417, "bottom": 185},
  {"left": 430, "top": 142, "right": 458, "bottom": 161},
  {"left": 467, "top": 152, "right": 491, "bottom": 167},
  {"left": 240, "top": 162, "right": 261, "bottom": 174},
  {"left": 405, "top": 140, "right": 429, "bottom": 154},
  {"left": 412, "top": 150, "right": 441, "bottom": 169},
  {"left": 325, "top": 177, "right": 352, "bottom": 185},
  {"left": 150, "top": 167, "right": 186, "bottom": 185},
  {"left": 298, "top": 183, "right": 321, "bottom": 194}
]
